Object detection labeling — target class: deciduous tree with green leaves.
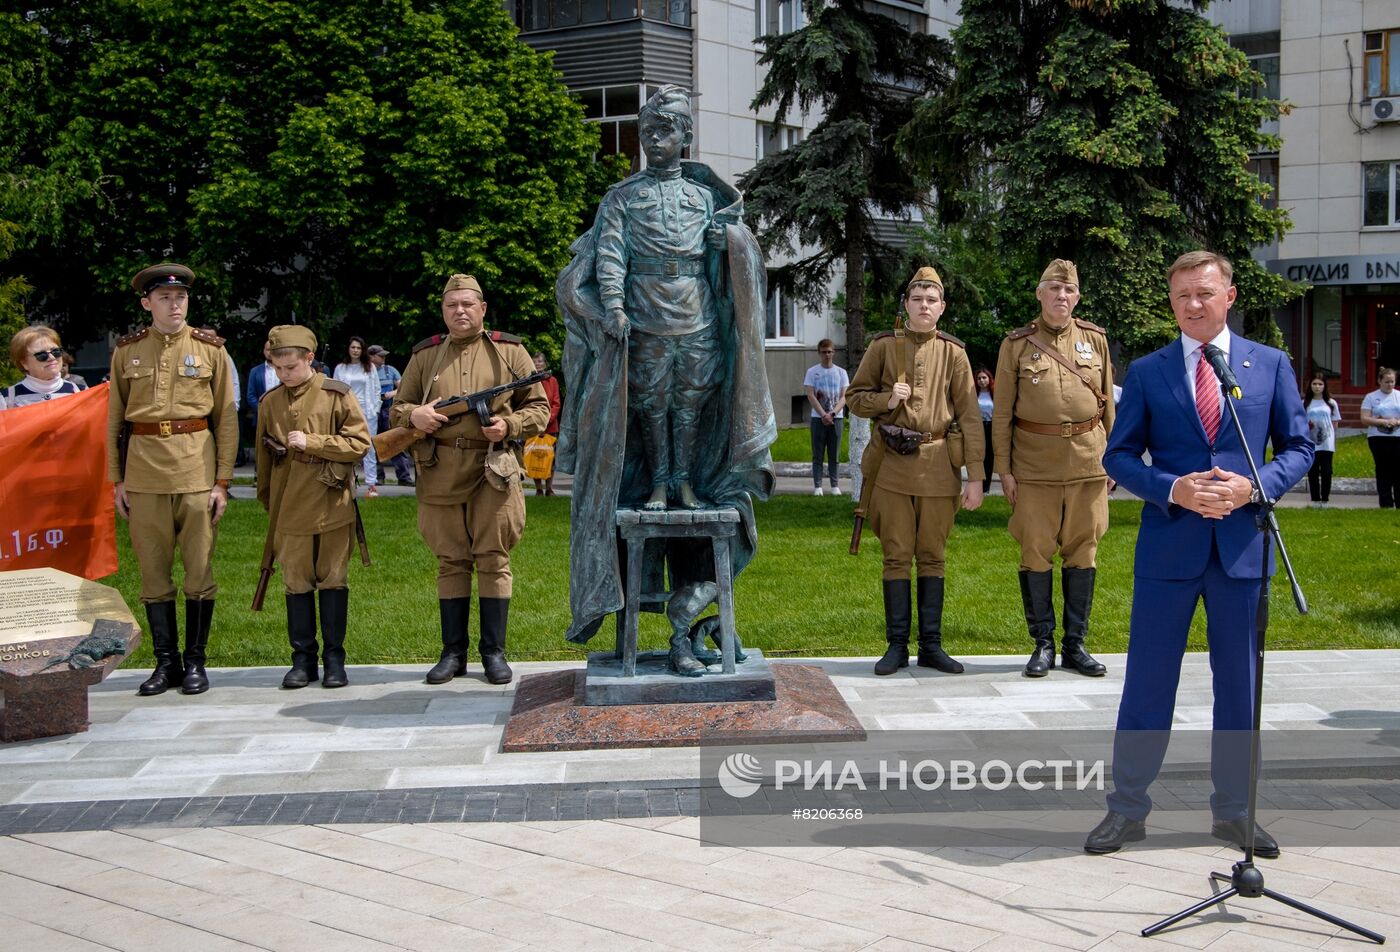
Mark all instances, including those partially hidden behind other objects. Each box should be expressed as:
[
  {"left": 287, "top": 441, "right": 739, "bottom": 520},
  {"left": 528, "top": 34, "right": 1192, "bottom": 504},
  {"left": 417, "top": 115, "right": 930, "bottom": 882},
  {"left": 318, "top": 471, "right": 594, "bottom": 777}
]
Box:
[
  {"left": 3, "top": 0, "right": 609, "bottom": 367},
  {"left": 902, "top": 0, "right": 1298, "bottom": 354},
  {"left": 741, "top": 0, "right": 950, "bottom": 368}
]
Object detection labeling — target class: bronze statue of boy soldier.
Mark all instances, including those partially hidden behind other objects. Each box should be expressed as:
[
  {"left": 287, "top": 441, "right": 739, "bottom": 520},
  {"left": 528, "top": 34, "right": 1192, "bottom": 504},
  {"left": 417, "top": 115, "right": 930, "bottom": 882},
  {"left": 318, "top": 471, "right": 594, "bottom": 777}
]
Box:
[
  {"left": 108, "top": 262, "right": 238, "bottom": 696},
  {"left": 847, "top": 266, "right": 986, "bottom": 677},
  {"left": 991, "top": 259, "right": 1114, "bottom": 678},
  {"left": 254, "top": 324, "right": 371, "bottom": 688}
]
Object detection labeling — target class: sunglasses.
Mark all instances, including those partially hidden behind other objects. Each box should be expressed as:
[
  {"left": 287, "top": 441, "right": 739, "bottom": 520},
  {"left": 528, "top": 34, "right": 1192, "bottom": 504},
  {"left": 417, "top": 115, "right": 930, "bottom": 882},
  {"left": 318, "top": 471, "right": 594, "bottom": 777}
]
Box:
[{"left": 29, "top": 349, "right": 61, "bottom": 362}]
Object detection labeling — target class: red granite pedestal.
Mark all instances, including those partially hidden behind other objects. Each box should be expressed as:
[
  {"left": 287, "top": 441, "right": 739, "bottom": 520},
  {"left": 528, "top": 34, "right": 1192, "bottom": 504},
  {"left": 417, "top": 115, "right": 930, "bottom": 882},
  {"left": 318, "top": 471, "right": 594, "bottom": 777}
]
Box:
[
  {"left": 500, "top": 663, "right": 865, "bottom": 752},
  {"left": 0, "top": 620, "right": 139, "bottom": 743}
]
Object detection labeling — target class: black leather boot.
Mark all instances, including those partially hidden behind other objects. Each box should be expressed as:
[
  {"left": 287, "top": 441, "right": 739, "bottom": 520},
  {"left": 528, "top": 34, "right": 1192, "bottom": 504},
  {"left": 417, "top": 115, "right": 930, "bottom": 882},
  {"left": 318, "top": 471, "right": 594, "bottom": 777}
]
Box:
[
  {"left": 138, "top": 601, "right": 181, "bottom": 696},
  {"left": 874, "top": 579, "right": 911, "bottom": 676},
  {"left": 1020, "top": 570, "right": 1055, "bottom": 678},
  {"left": 319, "top": 588, "right": 350, "bottom": 688},
  {"left": 915, "top": 576, "right": 963, "bottom": 673},
  {"left": 1061, "top": 567, "right": 1107, "bottom": 676},
  {"left": 281, "top": 592, "right": 319, "bottom": 689},
  {"left": 426, "top": 597, "right": 470, "bottom": 684},
  {"left": 478, "top": 596, "right": 514, "bottom": 684},
  {"left": 181, "top": 598, "right": 215, "bottom": 694}
]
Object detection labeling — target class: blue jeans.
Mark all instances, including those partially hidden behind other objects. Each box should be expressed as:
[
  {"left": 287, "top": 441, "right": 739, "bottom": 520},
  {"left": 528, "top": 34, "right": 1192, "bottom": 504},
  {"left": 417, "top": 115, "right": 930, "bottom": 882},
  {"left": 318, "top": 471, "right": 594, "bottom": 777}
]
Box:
[{"left": 810, "top": 416, "right": 842, "bottom": 487}]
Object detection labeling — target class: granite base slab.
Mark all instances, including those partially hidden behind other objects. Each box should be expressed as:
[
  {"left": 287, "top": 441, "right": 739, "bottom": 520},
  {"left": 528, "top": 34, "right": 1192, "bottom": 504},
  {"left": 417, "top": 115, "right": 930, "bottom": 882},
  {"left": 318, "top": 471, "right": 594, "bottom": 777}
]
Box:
[
  {"left": 500, "top": 662, "right": 866, "bottom": 752},
  {"left": 584, "top": 648, "right": 776, "bottom": 705},
  {"left": 1, "top": 619, "right": 140, "bottom": 743}
]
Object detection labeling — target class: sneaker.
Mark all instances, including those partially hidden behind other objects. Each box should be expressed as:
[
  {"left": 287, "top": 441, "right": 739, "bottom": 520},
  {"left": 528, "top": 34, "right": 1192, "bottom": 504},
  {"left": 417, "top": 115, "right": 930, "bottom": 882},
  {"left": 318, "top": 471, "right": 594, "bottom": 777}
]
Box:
[
  {"left": 366, "top": 486, "right": 379, "bottom": 498},
  {"left": 831, "top": 485, "right": 843, "bottom": 496},
  {"left": 813, "top": 487, "right": 824, "bottom": 496}
]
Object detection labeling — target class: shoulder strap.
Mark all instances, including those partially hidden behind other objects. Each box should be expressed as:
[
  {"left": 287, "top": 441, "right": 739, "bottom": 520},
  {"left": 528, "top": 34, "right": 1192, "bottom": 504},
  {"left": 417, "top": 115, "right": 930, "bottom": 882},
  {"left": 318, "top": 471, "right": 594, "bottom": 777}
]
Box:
[{"left": 1028, "top": 331, "right": 1107, "bottom": 406}]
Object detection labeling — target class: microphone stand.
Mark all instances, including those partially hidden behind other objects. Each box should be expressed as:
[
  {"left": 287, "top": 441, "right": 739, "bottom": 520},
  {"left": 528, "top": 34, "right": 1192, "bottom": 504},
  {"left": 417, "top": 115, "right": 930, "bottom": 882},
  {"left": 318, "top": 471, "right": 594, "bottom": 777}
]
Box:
[{"left": 1141, "top": 380, "right": 1385, "bottom": 943}]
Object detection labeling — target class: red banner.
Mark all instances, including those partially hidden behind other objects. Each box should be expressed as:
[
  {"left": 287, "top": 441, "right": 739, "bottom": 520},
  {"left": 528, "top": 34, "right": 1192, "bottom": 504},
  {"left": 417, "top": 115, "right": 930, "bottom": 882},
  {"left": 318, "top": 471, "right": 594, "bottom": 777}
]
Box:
[{"left": 0, "top": 383, "right": 118, "bottom": 579}]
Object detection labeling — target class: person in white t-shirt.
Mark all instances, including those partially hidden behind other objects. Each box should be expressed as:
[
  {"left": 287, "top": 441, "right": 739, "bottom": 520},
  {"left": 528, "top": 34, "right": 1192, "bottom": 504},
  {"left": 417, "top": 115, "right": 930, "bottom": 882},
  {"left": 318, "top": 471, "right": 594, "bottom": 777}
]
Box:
[
  {"left": 1302, "top": 373, "right": 1341, "bottom": 506},
  {"left": 1360, "top": 366, "right": 1400, "bottom": 508},
  {"left": 803, "top": 338, "right": 849, "bottom": 496}
]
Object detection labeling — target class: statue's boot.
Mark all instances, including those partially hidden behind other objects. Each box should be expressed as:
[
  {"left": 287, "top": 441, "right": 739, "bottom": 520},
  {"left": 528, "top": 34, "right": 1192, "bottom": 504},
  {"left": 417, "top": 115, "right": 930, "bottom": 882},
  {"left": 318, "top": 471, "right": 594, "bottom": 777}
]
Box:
[
  {"left": 668, "top": 627, "right": 706, "bottom": 677},
  {"left": 1020, "top": 570, "right": 1056, "bottom": 678},
  {"left": 1061, "top": 567, "right": 1107, "bottom": 677},
  {"left": 426, "top": 597, "right": 470, "bottom": 684},
  {"left": 874, "top": 579, "right": 911, "bottom": 676},
  {"left": 916, "top": 576, "right": 963, "bottom": 673},
  {"left": 281, "top": 592, "right": 319, "bottom": 689},
  {"left": 138, "top": 601, "right": 181, "bottom": 696},
  {"left": 320, "top": 588, "right": 350, "bottom": 688},
  {"left": 478, "top": 596, "right": 514, "bottom": 685},
  {"left": 690, "top": 616, "right": 748, "bottom": 664},
  {"left": 181, "top": 598, "right": 215, "bottom": 695}
]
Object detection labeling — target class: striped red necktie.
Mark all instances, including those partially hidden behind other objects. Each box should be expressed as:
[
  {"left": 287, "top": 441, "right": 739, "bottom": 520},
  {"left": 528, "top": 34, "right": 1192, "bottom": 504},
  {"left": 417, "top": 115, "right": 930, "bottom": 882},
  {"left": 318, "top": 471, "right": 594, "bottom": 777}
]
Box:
[{"left": 1195, "top": 345, "right": 1221, "bottom": 443}]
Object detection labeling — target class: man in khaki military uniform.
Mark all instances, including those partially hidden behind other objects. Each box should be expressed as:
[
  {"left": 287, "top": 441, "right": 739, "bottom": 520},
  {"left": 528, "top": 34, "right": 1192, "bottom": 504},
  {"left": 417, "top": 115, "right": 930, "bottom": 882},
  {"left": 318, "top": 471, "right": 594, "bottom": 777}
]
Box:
[
  {"left": 992, "top": 259, "right": 1115, "bottom": 678},
  {"left": 390, "top": 274, "right": 549, "bottom": 685},
  {"left": 107, "top": 263, "right": 238, "bottom": 696},
  {"left": 255, "top": 325, "right": 371, "bottom": 689},
  {"left": 847, "top": 266, "right": 985, "bottom": 677}
]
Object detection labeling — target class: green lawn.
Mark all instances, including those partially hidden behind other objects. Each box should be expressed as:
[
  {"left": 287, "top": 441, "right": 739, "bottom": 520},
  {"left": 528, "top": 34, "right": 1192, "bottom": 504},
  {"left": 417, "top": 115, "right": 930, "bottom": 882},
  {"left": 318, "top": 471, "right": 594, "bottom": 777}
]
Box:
[
  {"left": 1334, "top": 434, "right": 1376, "bottom": 478},
  {"left": 110, "top": 495, "right": 1400, "bottom": 671}
]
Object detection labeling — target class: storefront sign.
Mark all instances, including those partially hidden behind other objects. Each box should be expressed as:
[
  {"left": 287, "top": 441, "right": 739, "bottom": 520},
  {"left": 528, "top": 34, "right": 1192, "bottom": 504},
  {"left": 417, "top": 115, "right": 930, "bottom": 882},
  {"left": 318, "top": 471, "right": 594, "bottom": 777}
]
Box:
[{"left": 1268, "top": 254, "right": 1400, "bottom": 285}]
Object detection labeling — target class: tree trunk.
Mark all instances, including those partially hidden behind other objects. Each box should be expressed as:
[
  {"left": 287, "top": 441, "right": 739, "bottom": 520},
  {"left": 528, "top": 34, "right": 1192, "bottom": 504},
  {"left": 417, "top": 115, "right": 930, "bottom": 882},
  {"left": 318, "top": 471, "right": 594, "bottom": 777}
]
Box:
[{"left": 844, "top": 207, "right": 867, "bottom": 370}]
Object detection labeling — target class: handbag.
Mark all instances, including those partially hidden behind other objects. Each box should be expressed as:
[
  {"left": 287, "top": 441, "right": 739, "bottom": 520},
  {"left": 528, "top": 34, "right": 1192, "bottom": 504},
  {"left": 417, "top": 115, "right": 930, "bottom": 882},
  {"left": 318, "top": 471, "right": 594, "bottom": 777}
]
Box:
[{"left": 879, "top": 423, "right": 922, "bottom": 455}]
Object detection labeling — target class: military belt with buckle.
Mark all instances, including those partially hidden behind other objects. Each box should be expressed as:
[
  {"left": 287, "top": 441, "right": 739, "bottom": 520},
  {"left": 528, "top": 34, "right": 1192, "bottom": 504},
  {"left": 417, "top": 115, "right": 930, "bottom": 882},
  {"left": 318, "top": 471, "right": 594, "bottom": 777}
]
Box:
[
  {"left": 1013, "top": 414, "right": 1103, "bottom": 438},
  {"left": 434, "top": 436, "right": 493, "bottom": 450},
  {"left": 630, "top": 256, "right": 706, "bottom": 277},
  {"left": 291, "top": 451, "right": 326, "bottom": 465},
  {"left": 130, "top": 418, "right": 209, "bottom": 437}
]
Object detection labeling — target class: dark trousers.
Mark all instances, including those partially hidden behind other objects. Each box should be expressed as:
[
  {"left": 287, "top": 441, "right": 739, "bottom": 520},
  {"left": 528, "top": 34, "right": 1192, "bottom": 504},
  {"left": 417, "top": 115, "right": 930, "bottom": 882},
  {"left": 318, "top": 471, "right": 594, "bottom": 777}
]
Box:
[
  {"left": 377, "top": 404, "right": 414, "bottom": 483},
  {"left": 1306, "top": 449, "right": 1333, "bottom": 502},
  {"left": 1371, "top": 436, "right": 1400, "bottom": 508},
  {"left": 810, "top": 416, "right": 842, "bottom": 487},
  {"left": 981, "top": 420, "right": 993, "bottom": 492}
]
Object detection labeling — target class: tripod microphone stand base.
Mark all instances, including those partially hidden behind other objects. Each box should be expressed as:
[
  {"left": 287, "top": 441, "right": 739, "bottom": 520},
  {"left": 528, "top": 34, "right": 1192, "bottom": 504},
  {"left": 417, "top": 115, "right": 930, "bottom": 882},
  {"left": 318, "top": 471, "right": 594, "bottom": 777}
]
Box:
[{"left": 1142, "top": 860, "right": 1386, "bottom": 942}]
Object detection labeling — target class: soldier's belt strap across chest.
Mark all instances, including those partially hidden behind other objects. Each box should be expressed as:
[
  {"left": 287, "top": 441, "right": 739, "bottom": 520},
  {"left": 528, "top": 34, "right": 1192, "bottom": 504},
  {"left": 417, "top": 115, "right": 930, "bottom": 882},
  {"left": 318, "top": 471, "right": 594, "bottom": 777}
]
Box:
[
  {"left": 630, "top": 255, "right": 706, "bottom": 276},
  {"left": 1014, "top": 413, "right": 1103, "bottom": 438},
  {"left": 130, "top": 418, "right": 208, "bottom": 437},
  {"left": 434, "top": 436, "right": 492, "bottom": 450}
]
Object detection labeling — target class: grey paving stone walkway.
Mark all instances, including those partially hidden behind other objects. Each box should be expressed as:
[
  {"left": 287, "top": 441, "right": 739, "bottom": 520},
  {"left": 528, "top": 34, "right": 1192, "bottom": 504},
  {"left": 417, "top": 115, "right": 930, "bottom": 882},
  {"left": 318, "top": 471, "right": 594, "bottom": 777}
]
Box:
[{"left": 2, "top": 651, "right": 1397, "bottom": 949}]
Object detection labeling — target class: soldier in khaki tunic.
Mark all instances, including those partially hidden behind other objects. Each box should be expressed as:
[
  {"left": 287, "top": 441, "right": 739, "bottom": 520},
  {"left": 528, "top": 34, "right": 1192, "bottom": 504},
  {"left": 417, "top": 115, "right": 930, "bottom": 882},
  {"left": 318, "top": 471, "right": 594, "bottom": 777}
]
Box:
[
  {"left": 390, "top": 274, "right": 549, "bottom": 685},
  {"left": 992, "top": 259, "right": 1115, "bottom": 678},
  {"left": 107, "top": 263, "right": 238, "bottom": 696},
  {"left": 255, "top": 325, "right": 371, "bottom": 689},
  {"left": 847, "top": 266, "right": 985, "bottom": 677}
]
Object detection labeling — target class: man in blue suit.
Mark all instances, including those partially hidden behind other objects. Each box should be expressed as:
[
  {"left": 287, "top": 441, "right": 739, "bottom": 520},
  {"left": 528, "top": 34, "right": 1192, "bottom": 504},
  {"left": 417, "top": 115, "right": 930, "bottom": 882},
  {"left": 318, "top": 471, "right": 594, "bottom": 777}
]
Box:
[{"left": 1085, "top": 251, "right": 1312, "bottom": 857}]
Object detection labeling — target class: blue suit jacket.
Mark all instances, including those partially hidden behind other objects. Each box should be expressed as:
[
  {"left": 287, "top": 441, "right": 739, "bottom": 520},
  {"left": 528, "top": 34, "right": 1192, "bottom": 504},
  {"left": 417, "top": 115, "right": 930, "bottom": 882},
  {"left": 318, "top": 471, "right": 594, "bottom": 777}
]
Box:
[{"left": 1105, "top": 333, "right": 1312, "bottom": 581}]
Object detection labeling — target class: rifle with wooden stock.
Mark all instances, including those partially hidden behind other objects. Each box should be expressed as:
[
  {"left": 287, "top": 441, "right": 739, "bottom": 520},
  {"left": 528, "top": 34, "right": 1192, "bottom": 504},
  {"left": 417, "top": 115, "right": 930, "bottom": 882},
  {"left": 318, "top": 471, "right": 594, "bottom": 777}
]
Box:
[
  {"left": 850, "top": 323, "right": 909, "bottom": 555},
  {"left": 372, "top": 369, "right": 553, "bottom": 460},
  {"left": 251, "top": 434, "right": 288, "bottom": 612}
]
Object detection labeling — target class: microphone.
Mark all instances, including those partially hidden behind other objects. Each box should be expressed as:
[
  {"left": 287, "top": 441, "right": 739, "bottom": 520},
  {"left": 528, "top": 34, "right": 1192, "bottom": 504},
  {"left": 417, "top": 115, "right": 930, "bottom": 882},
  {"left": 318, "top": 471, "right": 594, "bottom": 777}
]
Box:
[{"left": 1201, "top": 344, "right": 1242, "bottom": 399}]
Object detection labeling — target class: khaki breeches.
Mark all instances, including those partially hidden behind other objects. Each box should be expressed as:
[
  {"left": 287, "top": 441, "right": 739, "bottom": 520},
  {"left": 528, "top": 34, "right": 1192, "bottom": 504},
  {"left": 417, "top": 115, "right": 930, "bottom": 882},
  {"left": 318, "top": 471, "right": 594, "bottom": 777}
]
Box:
[
  {"left": 277, "top": 525, "right": 353, "bottom": 594},
  {"left": 1008, "top": 478, "right": 1108, "bottom": 572},
  {"left": 868, "top": 487, "right": 959, "bottom": 580},
  {"left": 417, "top": 487, "right": 525, "bottom": 599},
  {"left": 126, "top": 490, "right": 218, "bottom": 603}
]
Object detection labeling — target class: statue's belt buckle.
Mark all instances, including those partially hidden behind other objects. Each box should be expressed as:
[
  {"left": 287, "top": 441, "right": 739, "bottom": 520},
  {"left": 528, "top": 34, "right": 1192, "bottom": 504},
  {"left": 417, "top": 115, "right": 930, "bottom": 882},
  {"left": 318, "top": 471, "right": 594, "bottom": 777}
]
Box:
[
  {"left": 664, "top": 259, "right": 680, "bottom": 277},
  {"left": 1060, "top": 422, "right": 1073, "bottom": 437},
  {"left": 159, "top": 420, "right": 173, "bottom": 437}
]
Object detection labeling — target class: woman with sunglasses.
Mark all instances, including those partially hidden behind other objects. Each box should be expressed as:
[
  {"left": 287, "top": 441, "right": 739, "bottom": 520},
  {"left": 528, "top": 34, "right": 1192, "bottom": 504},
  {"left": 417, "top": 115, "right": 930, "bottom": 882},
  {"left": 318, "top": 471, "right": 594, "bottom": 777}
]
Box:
[{"left": 1, "top": 326, "right": 83, "bottom": 409}]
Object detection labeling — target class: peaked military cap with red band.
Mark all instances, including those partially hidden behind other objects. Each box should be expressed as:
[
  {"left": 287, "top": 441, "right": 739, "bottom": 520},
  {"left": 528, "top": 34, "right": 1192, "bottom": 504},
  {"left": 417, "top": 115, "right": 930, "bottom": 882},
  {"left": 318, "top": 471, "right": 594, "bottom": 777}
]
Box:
[{"left": 131, "top": 263, "right": 197, "bottom": 295}]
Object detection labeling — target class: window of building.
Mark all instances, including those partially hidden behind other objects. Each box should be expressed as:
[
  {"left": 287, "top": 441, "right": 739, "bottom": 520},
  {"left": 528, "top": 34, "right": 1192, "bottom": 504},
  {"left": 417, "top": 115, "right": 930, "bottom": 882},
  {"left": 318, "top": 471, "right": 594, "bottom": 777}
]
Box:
[
  {"left": 1247, "top": 156, "right": 1278, "bottom": 210},
  {"left": 1246, "top": 54, "right": 1280, "bottom": 100},
  {"left": 756, "top": 122, "right": 803, "bottom": 161},
  {"left": 765, "top": 276, "right": 798, "bottom": 341},
  {"left": 1365, "top": 30, "right": 1400, "bottom": 98},
  {"left": 578, "top": 83, "right": 693, "bottom": 173},
  {"left": 1363, "top": 161, "right": 1400, "bottom": 227},
  {"left": 514, "top": 0, "right": 688, "bottom": 32},
  {"left": 756, "top": 0, "right": 804, "bottom": 38}
]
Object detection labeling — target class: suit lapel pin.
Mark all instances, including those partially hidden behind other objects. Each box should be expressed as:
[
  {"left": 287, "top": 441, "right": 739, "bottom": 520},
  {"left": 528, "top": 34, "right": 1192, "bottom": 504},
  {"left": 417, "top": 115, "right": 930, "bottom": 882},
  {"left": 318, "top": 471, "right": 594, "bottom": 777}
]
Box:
[{"left": 1242, "top": 360, "right": 1251, "bottom": 368}]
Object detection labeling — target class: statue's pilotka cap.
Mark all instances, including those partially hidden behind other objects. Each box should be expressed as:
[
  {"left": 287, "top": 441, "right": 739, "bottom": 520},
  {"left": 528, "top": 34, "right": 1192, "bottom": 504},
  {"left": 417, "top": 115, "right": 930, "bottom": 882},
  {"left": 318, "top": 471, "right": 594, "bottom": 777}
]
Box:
[
  {"left": 442, "top": 273, "right": 483, "bottom": 296},
  {"left": 1039, "top": 259, "right": 1080, "bottom": 287},
  {"left": 267, "top": 324, "right": 317, "bottom": 352},
  {"left": 131, "top": 263, "right": 196, "bottom": 295},
  {"left": 907, "top": 265, "right": 943, "bottom": 291},
  {"left": 640, "top": 85, "right": 692, "bottom": 123}
]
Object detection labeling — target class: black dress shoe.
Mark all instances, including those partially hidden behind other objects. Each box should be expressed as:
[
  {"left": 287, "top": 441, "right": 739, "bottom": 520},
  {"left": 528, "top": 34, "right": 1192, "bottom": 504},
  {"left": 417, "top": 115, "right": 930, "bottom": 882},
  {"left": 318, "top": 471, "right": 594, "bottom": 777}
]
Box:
[
  {"left": 1211, "top": 818, "right": 1280, "bottom": 859},
  {"left": 1085, "top": 810, "right": 1146, "bottom": 854}
]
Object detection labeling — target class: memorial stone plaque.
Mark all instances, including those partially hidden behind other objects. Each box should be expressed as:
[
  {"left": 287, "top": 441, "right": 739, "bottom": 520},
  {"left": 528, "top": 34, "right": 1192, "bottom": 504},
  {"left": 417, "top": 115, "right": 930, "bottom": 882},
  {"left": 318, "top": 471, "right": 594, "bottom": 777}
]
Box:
[{"left": 0, "top": 567, "right": 140, "bottom": 742}]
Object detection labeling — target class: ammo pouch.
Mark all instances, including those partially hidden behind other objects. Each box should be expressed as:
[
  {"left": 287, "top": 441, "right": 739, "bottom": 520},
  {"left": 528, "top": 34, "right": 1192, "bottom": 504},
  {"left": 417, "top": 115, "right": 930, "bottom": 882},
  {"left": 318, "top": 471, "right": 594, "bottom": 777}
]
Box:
[
  {"left": 485, "top": 443, "right": 522, "bottom": 491},
  {"left": 412, "top": 439, "right": 438, "bottom": 468},
  {"left": 317, "top": 460, "right": 353, "bottom": 489},
  {"left": 879, "top": 423, "right": 922, "bottom": 455},
  {"left": 946, "top": 421, "right": 965, "bottom": 469}
]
